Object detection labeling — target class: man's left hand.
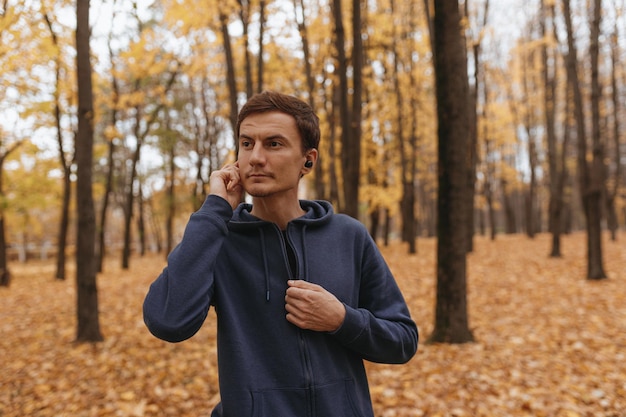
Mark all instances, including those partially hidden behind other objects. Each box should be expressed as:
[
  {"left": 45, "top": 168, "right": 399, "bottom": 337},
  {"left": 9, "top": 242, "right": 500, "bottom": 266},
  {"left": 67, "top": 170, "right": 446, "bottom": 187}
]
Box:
[{"left": 285, "top": 280, "right": 346, "bottom": 332}]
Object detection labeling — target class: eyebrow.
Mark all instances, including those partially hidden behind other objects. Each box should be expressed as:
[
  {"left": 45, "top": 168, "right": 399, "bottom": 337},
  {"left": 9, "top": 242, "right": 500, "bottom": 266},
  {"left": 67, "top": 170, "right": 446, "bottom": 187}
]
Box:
[{"left": 239, "top": 133, "right": 289, "bottom": 141}]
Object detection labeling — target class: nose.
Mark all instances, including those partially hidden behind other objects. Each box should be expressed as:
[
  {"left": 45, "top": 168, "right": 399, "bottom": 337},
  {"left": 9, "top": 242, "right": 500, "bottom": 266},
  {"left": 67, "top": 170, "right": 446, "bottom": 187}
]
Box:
[{"left": 248, "top": 142, "right": 266, "bottom": 166}]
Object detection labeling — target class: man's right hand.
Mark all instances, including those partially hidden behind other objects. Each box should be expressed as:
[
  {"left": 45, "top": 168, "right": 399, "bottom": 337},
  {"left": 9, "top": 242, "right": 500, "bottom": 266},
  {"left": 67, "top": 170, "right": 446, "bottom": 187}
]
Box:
[{"left": 209, "top": 162, "right": 244, "bottom": 209}]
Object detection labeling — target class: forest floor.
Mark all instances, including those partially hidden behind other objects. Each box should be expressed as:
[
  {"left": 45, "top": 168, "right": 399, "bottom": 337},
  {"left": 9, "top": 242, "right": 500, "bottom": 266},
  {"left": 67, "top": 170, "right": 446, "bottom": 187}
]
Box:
[{"left": 1, "top": 231, "right": 625, "bottom": 417}]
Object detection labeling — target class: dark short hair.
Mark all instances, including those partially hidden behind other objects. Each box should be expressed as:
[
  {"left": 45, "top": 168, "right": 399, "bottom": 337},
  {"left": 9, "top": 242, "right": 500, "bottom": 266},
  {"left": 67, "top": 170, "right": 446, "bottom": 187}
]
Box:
[{"left": 236, "top": 91, "right": 320, "bottom": 152}]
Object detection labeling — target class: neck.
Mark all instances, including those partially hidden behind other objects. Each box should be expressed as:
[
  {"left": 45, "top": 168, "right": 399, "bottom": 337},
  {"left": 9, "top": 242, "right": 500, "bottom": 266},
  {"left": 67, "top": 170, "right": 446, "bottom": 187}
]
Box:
[{"left": 250, "top": 195, "right": 305, "bottom": 230}]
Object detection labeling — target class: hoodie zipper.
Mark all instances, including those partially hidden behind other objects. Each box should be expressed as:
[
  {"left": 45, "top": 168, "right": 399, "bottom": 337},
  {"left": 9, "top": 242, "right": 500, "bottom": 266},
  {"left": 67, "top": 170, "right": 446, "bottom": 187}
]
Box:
[{"left": 280, "top": 226, "right": 316, "bottom": 417}]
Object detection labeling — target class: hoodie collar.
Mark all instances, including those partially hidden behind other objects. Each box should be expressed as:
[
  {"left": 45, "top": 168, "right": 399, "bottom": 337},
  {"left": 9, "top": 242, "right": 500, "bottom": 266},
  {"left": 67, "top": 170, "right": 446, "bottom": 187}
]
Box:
[{"left": 229, "top": 200, "right": 334, "bottom": 230}]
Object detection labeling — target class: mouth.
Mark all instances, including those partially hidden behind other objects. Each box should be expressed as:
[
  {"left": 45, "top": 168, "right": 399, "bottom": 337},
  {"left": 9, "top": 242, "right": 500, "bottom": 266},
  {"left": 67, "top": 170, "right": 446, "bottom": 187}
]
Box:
[{"left": 247, "top": 172, "right": 272, "bottom": 179}]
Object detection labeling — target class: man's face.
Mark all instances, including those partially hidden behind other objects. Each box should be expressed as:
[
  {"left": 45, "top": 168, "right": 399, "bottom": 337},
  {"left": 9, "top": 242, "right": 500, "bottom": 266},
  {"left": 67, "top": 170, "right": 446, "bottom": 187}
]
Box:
[{"left": 237, "top": 111, "right": 309, "bottom": 198}]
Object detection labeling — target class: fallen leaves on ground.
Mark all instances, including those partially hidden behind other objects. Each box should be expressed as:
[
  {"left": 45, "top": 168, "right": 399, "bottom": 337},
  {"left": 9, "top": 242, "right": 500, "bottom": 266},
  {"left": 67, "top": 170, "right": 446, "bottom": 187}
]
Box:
[{"left": 1, "top": 232, "right": 625, "bottom": 417}]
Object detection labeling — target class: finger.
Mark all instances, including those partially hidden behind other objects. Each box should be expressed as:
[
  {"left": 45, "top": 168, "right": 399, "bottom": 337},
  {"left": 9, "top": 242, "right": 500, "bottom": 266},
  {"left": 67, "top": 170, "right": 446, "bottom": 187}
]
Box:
[{"left": 287, "top": 280, "right": 319, "bottom": 290}]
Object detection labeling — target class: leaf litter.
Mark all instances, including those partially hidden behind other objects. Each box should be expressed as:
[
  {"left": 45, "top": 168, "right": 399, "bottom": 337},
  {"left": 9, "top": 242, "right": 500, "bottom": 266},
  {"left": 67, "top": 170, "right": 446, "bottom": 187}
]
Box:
[{"left": 1, "top": 232, "right": 624, "bottom": 417}]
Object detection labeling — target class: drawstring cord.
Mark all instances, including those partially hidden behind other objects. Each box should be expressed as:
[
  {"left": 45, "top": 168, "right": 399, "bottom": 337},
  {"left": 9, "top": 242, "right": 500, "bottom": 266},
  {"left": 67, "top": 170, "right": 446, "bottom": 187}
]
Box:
[
  {"left": 300, "top": 225, "right": 308, "bottom": 281},
  {"left": 259, "top": 229, "right": 271, "bottom": 302},
  {"left": 259, "top": 223, "right": 308, "bottom": 301}
]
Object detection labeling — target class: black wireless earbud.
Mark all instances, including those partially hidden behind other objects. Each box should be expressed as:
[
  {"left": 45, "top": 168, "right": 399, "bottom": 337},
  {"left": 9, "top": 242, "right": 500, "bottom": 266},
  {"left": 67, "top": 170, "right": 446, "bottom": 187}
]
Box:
[{"left": 304, "top": 160, "right": 314, "bottom": 168}]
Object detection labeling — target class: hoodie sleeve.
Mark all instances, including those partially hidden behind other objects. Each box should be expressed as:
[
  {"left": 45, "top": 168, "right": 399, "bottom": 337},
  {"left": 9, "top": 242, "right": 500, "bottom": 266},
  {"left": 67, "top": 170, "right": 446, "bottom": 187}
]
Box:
[
  {"left": 329, "top": 233, "right": 418, "bottom": 364},
  {"left": 143, "top": 195, "right": 232, "bottom": 342}
]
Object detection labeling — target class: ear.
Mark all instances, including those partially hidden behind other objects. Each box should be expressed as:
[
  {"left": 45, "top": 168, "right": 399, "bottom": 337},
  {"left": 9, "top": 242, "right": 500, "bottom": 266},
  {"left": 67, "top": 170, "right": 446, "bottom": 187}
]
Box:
[{"left": 301, "top": 149, "right": 319, "bottom": 176}]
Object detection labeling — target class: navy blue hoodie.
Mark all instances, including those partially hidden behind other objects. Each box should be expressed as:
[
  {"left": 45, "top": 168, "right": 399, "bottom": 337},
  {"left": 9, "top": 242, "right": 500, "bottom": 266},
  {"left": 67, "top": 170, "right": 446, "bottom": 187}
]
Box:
[{"left": 143, "top": 195, "right": 418, "bottom": 417}]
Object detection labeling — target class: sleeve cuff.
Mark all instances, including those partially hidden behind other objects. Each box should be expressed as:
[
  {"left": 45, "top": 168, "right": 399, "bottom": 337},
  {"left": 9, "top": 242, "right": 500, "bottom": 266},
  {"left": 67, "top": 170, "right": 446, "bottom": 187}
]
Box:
[{"left": 328, "top": 304, "right": 367, "bottom": 344}]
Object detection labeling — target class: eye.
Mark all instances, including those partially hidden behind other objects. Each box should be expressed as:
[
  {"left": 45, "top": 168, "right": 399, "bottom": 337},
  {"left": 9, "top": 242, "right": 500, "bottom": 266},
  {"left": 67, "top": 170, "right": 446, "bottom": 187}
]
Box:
[
  {"left": 240, "top": 139, "right": 252, "bottom": 148},
  {"left": 268, "top": 141, "right": 282, "bottom": 148}
]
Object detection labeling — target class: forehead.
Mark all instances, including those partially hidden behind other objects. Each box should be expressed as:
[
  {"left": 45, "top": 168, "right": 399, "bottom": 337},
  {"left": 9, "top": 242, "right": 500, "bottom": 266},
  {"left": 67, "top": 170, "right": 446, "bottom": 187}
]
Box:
[{"left": 239, "top": 111, "right": 299, "bottom": 138}]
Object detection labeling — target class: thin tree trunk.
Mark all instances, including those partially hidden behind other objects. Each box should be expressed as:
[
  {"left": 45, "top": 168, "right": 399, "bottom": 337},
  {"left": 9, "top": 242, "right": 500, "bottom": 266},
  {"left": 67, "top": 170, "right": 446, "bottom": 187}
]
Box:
[
  {"left": 97, "top": 27, "right": 120, "bottom": 273},
  {"left": 464, "top": 0, "right": 489, "bottom": 253},
  {"left": 332, "top": 0, "right": 357, "bottom": 217},
  {"left": 75, "top": 0, "right": 103, "bottom": 342},
  {"left": 237, "top": 0, "right": 253, "bottom": 99},
  {"left": 257, "top": 0, "right": 266, "bottom": 93},
  {"left": 137, "top": 182, "right": 146, "bottom": 257},
  {"left": 390, "top": 0, "right": 415, "bottom": 253},
  {"left": 293, "top": 0, "right": 322, "bottom": 199},
  {"left": 166, "top": 142, "right": 176, "bottom": 255},
  {"left": 521, "top": 46, "right": 538, "bottom": 238},
  {"left": 349, "top": 0, "right": 363, "bottom": 218},
  {"left": 43, "top": 12, "right": 72, "bottom": 280},
  {"left": 220, "top": 7, "right": 239, "bottom": 139},
  {"left": 543, "top": 0, "right": 563, "bottom": 257},
  {"left": 605, "top": 25, "right": 621, "bottom": 241}
]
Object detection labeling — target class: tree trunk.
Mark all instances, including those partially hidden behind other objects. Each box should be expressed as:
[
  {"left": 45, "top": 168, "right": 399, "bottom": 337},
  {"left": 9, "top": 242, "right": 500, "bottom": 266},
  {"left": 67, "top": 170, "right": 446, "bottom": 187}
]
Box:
[
  {"left": 97, "top": 28, "right": 121, "bottom": 273},
  {"left": 75, "top": 0, "right": 103, "bottom": 342},
  {"left": 369, "top": 208, "right": 380, "bottom": 242},
  {"left": 429, "top": 0, "right": 473, "bottom": 344},
  {"left": 293, "top": 0, "right": 322, "bottom": 199},
  {"left": 166, "top": 143, "right": 176, "bottom": 256},
  {"left": 383, "top": 208, "right": 391, "bottom": 247},
  {"left": 122, "top": 108, "right": 142, "bottom": 270},
  {"left": 44, "top": 12, "right": 72, "bottom": 280},
  {"left": 501, "top": 179, "right": 516, "bottom": 234},
  {"left": 137, "top": 182, "right": 146, "bottom": 257},
  {"left": 220, "top": 7, "right": 239, "bottom": 139},
  {"left": 521, "top": 45, "right": 538, "bottom": 239},
  {"left": 349, "top": 0, "right": 363, "bottom": 217},
  {"left": 390, "top": 0, "right": 415, "bottom": 253},
  {"left": 463, "top": 0, "right": 489, "bottom": 253},
  {"left": 237, "top": 0, "right": 253, "bottom": 99},
  {"left": 333, "top": 0, "right": 358, "bottom": 218},
  {"left": 562, "top": 0, "right": 606, "bottom": 279},
  {"left": 0, "top": 157, "right": 10, "bottom": 287},
  {"left": 586, "top": 0, "right": 606, "bottom": 279},
  {"left": 323, "top": 82, "right": 341, "bottom": 208},
  {"left": 605, "top": 24, "right": 621, "bottom": 241},
  {"left": 542, "top": 0, "right": 564, "bottom": 257},
  {"left": 257, "top": 0, "right": 266, "bottom": 93}
]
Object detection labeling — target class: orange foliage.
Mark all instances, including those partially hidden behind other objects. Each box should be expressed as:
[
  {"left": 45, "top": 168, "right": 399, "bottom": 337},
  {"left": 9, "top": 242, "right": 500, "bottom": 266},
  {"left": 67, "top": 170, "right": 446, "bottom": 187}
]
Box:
[{"left": 1, "top": 232, "right": 625, "bottom": 416}]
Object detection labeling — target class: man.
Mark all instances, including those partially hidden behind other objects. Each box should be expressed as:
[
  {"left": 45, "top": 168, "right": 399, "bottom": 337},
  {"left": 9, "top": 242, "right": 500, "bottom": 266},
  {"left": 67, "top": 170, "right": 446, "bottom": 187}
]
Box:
[{"left": 143, "top": 91, "right": 418, "bottom": 416}]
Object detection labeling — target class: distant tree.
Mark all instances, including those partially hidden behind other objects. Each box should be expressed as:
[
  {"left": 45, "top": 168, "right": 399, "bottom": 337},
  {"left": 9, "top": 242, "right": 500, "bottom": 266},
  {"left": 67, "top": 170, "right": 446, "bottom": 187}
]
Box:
[
  {"left": 120, "top": 67, "right": 178, "bottom": 269},
  {"left": 429, "top": 0, "right": 474, "bottom": 344},
  {"left": 117, "top": 13, "right": 179, "bottom": 269},
  {"left": 236, "top": 0, "right": 254, "bottom": 99},
  {"left": 219, "top": 4, "right": 239, "bottom": 137},
  {"left": 97, "top": 18, "right": 121, "bottom": 273},
  {"left": 390, "top": 0, "right": 417, "bottom": 254},
  {"left": 43, "top": 11, "right": 74, "bottom": 280},
  {"left": 332, "top": 0, "right": 353, "bottom": 217},
  {"left": 585, "top": 0, "right": 607, "bottom": 278},
  {"left": 75, "top": 0, "right": 103, "bottom": 342},
  {"left": 463, "top": 0, "right": 490, "bottom": 252},
  {"left": 0, "top": 141, "right": 23, "bottom": 287},
  {"left": 605, "top": 27, "right": 622, "bottom": 241},
  {"left": 542, "top": 0, "right": 568, "bottom": 258},
  {"left": 349, "top": 0, "right": 364, "bottom": 218},
  {"left": 520, "top": 34, "right": 540, "bottom": 239},
  {"left": 256, "top": 0, "right": 266, "bottom": 93},
  {"left": 293, "top": 0, "right": 322, "bottom": 198}
]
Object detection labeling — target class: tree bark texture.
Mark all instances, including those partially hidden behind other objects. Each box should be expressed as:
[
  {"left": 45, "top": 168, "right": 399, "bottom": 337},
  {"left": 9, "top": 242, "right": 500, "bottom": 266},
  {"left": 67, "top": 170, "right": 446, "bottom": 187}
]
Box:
[
  {"left": 430, "top": 0, "right": 473, "bottom": 344},
  {"left": 75, "top": 0, "right": 103, "bottom": 342},
  {"left": 562, "top": 0, "right": 606, "bottom": 279}
]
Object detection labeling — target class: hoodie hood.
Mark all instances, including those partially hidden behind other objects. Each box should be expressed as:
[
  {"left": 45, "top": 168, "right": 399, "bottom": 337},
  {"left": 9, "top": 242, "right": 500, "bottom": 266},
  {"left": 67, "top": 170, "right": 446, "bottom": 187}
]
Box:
[{"left": 229, "top": 199, "right": 334, "bottom": 230}]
